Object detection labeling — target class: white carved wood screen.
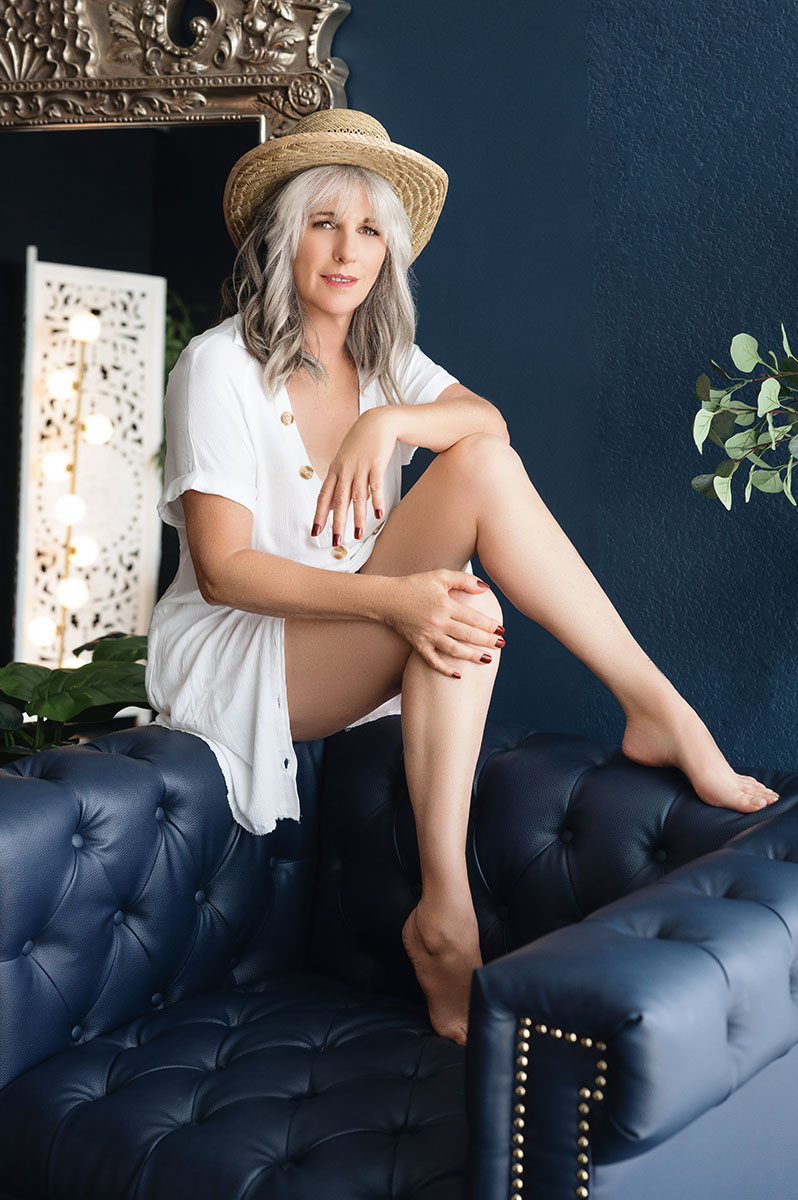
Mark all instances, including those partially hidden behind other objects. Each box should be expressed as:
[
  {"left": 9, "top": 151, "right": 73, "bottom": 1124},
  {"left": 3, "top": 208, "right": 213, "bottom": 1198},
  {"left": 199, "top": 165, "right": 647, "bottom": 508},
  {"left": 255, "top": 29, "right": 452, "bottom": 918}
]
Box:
[{"left": 16, "top": 247, "right": 165, "bottom": 691}]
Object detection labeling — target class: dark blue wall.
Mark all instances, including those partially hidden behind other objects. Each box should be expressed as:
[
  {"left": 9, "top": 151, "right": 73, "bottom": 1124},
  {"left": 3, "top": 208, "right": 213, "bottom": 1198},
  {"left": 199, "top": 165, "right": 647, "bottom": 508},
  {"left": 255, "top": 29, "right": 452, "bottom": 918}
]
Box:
[
  {"left": 1, "top": 0, "right": 795, "bottom": 772},
  {"left": 336, "top": 0, "right": 798, "bottom": 773}
]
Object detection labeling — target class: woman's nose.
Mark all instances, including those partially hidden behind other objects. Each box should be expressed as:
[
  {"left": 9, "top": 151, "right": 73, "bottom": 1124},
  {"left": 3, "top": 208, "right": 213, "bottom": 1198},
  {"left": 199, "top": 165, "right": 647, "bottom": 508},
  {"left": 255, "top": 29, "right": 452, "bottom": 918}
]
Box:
[{"left": 333, "top": 230, "right": 358, "bottom": 263}]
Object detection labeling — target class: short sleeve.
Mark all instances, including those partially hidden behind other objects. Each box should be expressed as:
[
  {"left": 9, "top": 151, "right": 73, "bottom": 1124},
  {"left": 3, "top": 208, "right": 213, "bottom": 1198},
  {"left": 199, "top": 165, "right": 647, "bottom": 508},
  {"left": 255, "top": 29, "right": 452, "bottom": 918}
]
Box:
[
  {"left": 397, "top": 343, "right": 460, "bottom": 466},
  {"left": 157, "top": 339, "right": 258, "bottom": 529}
]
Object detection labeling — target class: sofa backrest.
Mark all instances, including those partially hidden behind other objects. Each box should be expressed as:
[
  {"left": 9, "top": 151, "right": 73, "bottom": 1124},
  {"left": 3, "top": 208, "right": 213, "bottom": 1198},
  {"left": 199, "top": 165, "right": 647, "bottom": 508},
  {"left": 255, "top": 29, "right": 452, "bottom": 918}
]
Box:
[
  {"left": 0, "top": 723, "right": 324, "bottom": 1090},
  {"left": 307, "top": 714, "right": 781, "bottom": 1003}
]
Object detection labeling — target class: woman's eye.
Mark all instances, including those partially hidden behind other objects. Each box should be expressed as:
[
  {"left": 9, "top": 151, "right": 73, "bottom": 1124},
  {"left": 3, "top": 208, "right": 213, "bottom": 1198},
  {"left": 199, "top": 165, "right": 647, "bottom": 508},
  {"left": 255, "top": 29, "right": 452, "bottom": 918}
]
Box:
[
  {"left": 312, "top": 219, "right": 335, "bottom": 229},
  {"left": 361, "top": 226, "right": 380, "bottom": 236}
]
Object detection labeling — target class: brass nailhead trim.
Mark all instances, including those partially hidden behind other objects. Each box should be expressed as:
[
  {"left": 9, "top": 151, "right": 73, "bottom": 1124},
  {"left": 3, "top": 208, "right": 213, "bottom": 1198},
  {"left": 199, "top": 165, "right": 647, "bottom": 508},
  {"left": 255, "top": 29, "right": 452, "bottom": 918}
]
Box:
[{"left": 507, "top": 1018, "right": 610, "bottom": 1200}]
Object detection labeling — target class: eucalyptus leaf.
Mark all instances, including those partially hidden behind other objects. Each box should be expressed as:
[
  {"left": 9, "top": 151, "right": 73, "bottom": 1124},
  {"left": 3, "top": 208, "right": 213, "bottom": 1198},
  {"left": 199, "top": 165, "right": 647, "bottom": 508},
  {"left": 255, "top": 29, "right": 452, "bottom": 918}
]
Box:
[
  {"left": 745, "top": 463, "right": 755, "bottom": 503},
  {"left": 724, "top": 429, "right": 761, "bottom": 459},
  {"left": 693, "top": 408, "right": 715, "bottom": 452},
  {"left": 696, "top": 374, "right": 711, "bottom": 405},
  {"left": 790, "top": 434, "right": 798, "bottom": 457},
  {"left": 710, "top": 359, "right": 734, "bottom": 381},
  {"left": 691, "top": 473, "right": 718, "bottom": 497},
  {"left": 714, "top": 458, "right": 738, "bottom": 478},
  {"left": 734, "top": 410, "right": 757, "bottom": 426},
  {"left": 713, "top": 474, "right": 733, "bottom": 510},
  {"left": 757, "top": 376, "right": 782, "bottom": 417},
  {"left": 785, "top": 456, "right": 797, "bottom": 506},
  {"left": 710, "top": 410, "right": 738, "bottom": 444},
  {"left": 782, "top": 322, "right": 794, "bottom": 360},
  {"left": 779, "top": 355, "right": 798, "bottom": 385},
  {"left": 730, "top": 333, "right": 761, "bottom": 373},
  {"left": 766, "top": 411, "right": 778, "bottom": 451},
  {"left": 751, "top": 468, "right": 784, "bottom": 493}
]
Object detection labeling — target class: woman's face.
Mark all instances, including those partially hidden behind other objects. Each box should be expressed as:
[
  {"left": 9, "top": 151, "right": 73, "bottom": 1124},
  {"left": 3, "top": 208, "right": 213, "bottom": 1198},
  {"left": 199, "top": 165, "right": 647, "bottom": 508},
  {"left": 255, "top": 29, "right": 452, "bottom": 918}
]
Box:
[{"left": 292, "top": 185, "right": 388, "bottom": 328}]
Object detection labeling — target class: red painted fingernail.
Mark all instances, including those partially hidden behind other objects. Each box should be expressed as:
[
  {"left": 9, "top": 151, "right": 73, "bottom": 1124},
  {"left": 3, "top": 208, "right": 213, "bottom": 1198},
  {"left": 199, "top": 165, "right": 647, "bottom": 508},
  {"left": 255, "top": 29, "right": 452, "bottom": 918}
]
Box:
[
  {"left": 495, "top": 638, "right": 505, "bottom": 648},
  {"left": 333, "top": 533, "right": 342, "bottom": 547},
  {"left": 480, "top": 653, "right": 492, "bottom": 664},
  {"left": 476, "top": 579, "right": 490, "bottom": 588},
  {"left": 354, "top": 526, "right": 363, "bottom": 539},
  {"left": 375, "top": 508, "right": 384, "bottom": 519},
  {"left": 452, "top": 672, "right": 461, "bottom": 679},
  {"left": 494, "top": 625, "right": 505, "bottom": 635},
  {"left": 311, "top": 523, "right": 321, "bottom": 537}
]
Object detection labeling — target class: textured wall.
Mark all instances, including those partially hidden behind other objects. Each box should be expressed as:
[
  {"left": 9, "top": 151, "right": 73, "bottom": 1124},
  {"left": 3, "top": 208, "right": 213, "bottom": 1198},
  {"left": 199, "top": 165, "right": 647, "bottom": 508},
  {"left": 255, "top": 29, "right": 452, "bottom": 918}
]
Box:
[
  {"left": 1, "top": 0, "right": 795, "bottom": 772},
  {"left": 583, "top": 0, "right": 798, "bottom": 770}
]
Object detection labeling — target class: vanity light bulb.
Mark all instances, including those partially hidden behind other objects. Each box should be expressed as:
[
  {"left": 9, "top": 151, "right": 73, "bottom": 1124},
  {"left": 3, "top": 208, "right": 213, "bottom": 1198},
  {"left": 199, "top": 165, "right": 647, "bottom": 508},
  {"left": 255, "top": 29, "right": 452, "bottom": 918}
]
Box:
[
  {"left": 69, "top": 535, "right": 99, "bottom": 566},
  {"left": 47, "top": 368, "right": 77, "bottom": 401},
  {"left": 68, "top": 311, "right": 101, "bottom": 343},
  {"left": 55, "top": 577, "right": 89, "bottom": 610},
  {"left": 41, "top": 450, "right": 72, "bottom": 481},
  {"left": 82, "top": 413, "right": 114, "bottom": 444},
  {"left": 53, "top": 493, "right": 86, "bottom": 526},
  {"left": 27, "top": 616, "right": 58, "bottom": 647}
]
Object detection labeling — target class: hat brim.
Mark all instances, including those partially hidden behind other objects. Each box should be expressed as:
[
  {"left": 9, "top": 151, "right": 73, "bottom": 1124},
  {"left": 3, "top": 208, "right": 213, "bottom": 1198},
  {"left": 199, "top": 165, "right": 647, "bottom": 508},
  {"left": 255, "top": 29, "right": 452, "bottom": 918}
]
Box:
[{"left": 223, "top": 130, "right": 448, "bottom": 263}]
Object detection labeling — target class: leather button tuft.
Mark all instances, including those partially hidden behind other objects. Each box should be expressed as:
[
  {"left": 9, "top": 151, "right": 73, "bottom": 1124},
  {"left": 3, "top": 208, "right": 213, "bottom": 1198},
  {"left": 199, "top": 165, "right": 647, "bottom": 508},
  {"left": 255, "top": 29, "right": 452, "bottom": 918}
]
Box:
[
  {"left": 155, "top": 806, "right": 164, "bottom": 821},
  {"left": 280, "top": 411, "right": 294, "bottom": 425},
  {"left": 113, "top": 910, "right": 124, "bottom": 925},
  {"left": 151, "top": 993, "right": 163, "bottom": 1006},
  {"left": 21, "top": 940, "right": 34, "bottom": 956},
  {"left": 331, "top": 545, "right": 348, "bottom": 559},
  {"left": 195, "top": 889, "right": 206, "bottom": 904},
  {"left": 560, "top": 830, "right": 574, "bottom": 844},
  {"left": 71, "top": 833, "right": 84, "bottom": 849},
  {"left": 299, "top": 464, "right": 314, "bottom": 479},
  {"left": 653, "top": 848, "right": 668, "bottom": 864},
  {"left": 71, "top": 1025, "right": 83, "bottom": 1042}
]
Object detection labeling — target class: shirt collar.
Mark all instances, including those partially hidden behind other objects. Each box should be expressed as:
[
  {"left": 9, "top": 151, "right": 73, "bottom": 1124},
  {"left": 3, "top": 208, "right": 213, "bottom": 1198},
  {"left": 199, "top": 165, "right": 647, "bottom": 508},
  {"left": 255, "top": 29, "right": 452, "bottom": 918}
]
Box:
[{"left": 231, "top": 312, "right": 247, "bottom": 349}]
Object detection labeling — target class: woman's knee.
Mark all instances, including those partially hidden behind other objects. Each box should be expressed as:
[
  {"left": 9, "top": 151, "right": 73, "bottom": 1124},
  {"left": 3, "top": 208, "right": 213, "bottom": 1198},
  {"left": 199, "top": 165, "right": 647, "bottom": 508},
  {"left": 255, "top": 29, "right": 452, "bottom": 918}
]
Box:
[
  {"left": 436, "top": 432, "right": 520, "bottom": 481},
  {"left": 454, "top": 581, "right": 503, "bottom": 627}
]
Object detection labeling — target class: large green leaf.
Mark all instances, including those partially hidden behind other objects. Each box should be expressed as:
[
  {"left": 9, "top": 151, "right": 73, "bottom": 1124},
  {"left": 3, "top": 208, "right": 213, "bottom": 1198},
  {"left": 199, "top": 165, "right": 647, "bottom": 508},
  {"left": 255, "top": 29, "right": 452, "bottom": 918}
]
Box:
[
  {"left": 72, "top": 632, "right": 148, "bottom": 663},
  {"left": 28, "top": 662, "right": 148, "bottom": 722},
  {"left": 0, "top": 700, "right": 23, "bottom": 732},
  {"left": 0, "top": 662, "right": 52, "bottom": 705},
  {"left": 724, "top": 428, "right": 762, "bottom": 459}
]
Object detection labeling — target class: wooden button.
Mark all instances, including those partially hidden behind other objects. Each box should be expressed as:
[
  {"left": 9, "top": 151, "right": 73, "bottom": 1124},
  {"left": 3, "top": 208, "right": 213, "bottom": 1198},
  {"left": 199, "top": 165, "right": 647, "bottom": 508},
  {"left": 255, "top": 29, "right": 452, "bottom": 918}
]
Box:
[
  {"left": 299, "top": 465, "right": 314, "bottom": 479},
  {"left": 280, "top": 411, "right": 294, "bottom": 425},
  {"left": 331, "top": 545, "right": 348, "bottom": 559}
]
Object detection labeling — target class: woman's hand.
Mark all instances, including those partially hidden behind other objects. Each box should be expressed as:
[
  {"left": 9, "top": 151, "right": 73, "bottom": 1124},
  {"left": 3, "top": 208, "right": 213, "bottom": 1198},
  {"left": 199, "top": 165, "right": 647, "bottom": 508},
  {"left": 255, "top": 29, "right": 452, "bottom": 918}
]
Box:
[
  {"left": 311, "top": 408, "right": 398, "bottom": 543},
  {"left": 381, "top": 570, "right": 504, "bottom": 676}
]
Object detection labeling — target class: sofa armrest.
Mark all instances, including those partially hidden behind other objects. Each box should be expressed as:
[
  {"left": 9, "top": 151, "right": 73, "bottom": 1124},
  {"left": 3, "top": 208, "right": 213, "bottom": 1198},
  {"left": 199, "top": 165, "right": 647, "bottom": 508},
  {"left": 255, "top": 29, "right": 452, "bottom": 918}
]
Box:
[{"left": 465, "top": 808, "right": 798, "bottom": 1200}]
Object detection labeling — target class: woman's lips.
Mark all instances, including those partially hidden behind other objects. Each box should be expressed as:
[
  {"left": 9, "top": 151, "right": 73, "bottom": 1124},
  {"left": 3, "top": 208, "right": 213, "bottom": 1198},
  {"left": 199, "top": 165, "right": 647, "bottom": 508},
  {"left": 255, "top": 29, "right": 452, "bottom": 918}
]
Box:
[{"left": 321, "top": 274, "right": 358, "bottom": 288}]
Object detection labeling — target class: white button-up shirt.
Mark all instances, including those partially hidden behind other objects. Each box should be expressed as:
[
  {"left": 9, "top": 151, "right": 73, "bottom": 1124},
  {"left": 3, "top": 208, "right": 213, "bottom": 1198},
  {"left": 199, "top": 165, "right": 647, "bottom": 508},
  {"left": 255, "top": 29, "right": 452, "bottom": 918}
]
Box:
[{"left": 145, "top": 313, "right": 460, "bottom": 836}]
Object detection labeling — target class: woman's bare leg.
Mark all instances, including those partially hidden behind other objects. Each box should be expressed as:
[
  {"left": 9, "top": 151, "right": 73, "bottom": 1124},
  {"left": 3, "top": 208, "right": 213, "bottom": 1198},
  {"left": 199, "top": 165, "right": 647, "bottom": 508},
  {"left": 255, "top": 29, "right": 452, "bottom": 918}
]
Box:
[{"left": 285, "top": 431, "right": 779, "bottom": 1043}]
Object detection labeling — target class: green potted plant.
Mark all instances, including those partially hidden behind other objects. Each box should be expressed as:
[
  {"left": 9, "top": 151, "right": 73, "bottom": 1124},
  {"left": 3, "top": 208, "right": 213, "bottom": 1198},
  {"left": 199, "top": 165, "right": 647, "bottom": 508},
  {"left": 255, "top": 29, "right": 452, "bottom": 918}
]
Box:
[
  {"left": 692, "top": 323, "right": 798, "bottom": 509},
  {"left": 0, "top": 633, "right": 150, "bottom": 766}
]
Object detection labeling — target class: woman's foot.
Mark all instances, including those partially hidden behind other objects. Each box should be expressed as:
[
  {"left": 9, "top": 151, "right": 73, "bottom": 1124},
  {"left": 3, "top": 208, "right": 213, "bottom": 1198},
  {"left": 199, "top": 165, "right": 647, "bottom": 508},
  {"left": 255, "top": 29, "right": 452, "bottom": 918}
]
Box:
[
  {"left": 401, "top": 901, "right": 483, "bottom": 1046},
  {"left": 621, "top": 679, "right": 779, "bottom": 813}
]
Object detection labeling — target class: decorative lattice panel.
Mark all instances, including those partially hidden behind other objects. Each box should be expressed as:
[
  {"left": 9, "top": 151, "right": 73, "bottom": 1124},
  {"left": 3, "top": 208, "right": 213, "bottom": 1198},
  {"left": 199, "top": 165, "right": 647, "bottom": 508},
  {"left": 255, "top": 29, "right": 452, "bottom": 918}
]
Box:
[{"left": 16, "top": 247, "right": 165, "bottom": 675}]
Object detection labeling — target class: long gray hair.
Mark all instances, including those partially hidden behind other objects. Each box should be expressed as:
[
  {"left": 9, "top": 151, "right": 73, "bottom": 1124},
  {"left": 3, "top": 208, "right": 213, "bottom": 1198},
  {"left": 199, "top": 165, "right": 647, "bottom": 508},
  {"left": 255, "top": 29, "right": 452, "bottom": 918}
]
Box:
[{"left": 219, "top": 163, "right": 417, "bottom": 403}]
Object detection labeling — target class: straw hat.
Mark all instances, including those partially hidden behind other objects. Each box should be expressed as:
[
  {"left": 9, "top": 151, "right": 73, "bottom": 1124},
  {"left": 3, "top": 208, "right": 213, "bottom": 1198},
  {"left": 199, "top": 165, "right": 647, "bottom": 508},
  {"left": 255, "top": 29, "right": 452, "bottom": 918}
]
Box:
[{"left": 223, "top": 109, "right": 448, "bottom": 262}]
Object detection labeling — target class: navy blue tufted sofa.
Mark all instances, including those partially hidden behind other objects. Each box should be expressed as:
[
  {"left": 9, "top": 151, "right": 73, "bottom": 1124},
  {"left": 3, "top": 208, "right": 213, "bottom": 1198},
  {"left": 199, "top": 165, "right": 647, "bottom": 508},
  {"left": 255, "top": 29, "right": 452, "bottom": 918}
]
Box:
[{"left": 1, "top": 714, "right": 797, "bottom": 1200}]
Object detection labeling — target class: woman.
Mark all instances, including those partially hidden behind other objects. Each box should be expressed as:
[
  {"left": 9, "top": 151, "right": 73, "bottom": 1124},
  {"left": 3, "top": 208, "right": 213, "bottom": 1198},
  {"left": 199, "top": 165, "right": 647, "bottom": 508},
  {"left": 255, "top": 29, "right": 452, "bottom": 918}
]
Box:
[{"left": 146, "top": 109, "right": 779, "bottom": 1046}]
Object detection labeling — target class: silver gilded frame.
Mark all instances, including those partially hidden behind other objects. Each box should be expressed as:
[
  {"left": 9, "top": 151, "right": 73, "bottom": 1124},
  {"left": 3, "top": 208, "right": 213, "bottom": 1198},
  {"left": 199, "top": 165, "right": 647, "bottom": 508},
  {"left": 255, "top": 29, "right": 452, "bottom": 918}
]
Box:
[{"left": 0, "top": 0, "right": 349, "bottom": 133}]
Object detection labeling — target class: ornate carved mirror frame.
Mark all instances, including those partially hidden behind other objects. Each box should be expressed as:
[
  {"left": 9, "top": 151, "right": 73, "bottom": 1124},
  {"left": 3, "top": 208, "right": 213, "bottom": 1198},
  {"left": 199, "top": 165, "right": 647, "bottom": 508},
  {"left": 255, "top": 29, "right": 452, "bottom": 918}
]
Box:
[{"left": 0, "top": 0, "right": 350, "bottom": 135}]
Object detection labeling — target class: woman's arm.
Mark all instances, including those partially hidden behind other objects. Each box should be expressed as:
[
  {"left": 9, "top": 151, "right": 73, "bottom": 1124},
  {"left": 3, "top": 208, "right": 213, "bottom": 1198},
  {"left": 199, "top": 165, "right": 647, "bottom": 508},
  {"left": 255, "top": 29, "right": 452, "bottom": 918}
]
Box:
[
  {"left": 184, "top": 489, "right": 390, "bottom": 619},
  {"left": 387, "top": 382, "right": 510, "bottom": 454}
]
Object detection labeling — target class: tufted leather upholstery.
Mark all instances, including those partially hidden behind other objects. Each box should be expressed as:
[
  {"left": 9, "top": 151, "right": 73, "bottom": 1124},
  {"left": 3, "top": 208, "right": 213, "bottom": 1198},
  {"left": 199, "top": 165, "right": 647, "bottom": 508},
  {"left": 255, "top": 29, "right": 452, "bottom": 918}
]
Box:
[{"left": 0, "top": 714, "right": 797, "bottom": 1199}]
